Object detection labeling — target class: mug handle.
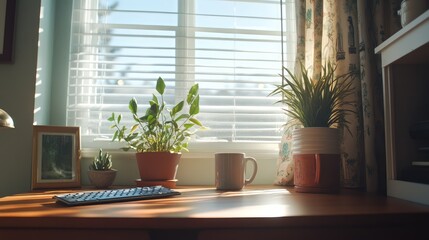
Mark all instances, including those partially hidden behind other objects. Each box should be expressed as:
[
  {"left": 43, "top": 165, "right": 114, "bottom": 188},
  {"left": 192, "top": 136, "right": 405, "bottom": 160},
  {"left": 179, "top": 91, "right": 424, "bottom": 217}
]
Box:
[{"left": 244, "top": 157, "right": 258, "bottom": 185}]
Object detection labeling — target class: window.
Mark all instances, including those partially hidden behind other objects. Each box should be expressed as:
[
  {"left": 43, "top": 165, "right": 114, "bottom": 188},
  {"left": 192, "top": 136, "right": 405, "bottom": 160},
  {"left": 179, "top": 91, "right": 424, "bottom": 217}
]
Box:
[{"left": 67, "top": 0, "right": 296, "bottom": 151}]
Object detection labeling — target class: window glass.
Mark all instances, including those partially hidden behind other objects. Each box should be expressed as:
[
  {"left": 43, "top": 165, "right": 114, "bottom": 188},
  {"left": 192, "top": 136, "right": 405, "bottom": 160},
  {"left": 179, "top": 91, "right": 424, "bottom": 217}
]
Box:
[{"left": 67, "top": 0, "right": 296, "bottom": 146}]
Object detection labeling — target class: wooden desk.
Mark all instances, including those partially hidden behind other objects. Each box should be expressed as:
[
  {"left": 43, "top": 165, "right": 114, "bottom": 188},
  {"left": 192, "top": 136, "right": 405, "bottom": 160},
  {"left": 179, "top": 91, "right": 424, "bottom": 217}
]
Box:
[{"left": 0, "top": 185, "right": 428, "bottom": 240}]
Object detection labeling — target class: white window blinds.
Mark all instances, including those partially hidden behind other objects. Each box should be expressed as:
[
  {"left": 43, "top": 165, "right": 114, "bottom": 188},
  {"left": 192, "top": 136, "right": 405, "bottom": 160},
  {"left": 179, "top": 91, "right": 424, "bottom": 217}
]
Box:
[{"left": 67, "top": 0, "right": 296, "bottom": 145}]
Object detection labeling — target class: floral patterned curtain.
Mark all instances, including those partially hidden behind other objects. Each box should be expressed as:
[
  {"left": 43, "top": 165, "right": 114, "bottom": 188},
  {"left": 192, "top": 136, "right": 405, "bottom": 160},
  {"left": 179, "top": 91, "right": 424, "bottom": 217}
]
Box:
[{"left": 275, "top": 0, "right": 401, "bottom": 192}]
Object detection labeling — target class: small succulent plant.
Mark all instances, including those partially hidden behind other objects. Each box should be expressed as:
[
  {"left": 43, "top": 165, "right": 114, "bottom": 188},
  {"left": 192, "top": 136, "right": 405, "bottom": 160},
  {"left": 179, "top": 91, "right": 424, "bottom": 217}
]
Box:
[{"left": 89, "top": 149, "right": 113, "bottom": 171}]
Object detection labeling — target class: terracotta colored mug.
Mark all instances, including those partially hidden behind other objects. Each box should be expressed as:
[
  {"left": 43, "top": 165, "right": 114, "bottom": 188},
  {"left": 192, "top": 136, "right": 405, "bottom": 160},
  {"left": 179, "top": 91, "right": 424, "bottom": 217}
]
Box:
[{"left": 293, "top": 153, "right": 340, "bottom": 193}]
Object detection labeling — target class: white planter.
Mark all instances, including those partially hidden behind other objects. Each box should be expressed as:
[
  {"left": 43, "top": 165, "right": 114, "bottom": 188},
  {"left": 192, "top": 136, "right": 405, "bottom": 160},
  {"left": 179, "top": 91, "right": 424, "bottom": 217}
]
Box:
[{"left": 292, "top": 127, "right": 340, "bottom": 154}]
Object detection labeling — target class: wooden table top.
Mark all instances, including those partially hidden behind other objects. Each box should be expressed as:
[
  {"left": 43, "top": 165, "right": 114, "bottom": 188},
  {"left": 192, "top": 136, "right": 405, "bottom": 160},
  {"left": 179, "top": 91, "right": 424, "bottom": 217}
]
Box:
[{"left": 1, "top": 185, "right": 428, "bottom": 230}]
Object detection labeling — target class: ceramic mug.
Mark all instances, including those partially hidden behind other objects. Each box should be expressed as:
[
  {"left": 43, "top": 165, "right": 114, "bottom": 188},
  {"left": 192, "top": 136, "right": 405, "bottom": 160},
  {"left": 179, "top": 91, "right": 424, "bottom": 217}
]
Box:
[
  {"left": 397, "top": 0, "right": 428, "bottom": 27},
  {"left": 215, "top": 153, "right": 258, "bottom": 190},
  {"left": 293, "top": 153, "right": 341, "bottom": 193}
]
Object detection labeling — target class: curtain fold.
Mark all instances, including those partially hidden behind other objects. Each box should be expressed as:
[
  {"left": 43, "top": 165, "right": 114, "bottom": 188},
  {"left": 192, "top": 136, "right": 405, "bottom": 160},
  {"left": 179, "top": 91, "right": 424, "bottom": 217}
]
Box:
[{"left": 275, "top": 0, "right": 401, "bottom": 192}]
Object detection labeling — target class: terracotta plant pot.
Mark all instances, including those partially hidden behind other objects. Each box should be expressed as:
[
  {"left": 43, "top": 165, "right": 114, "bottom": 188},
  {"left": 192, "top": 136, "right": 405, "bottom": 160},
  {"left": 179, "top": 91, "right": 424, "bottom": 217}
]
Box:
[
  {"left": 292, "top": 128, "right": 341, "bottom": 193},
  {"left": 88, "top": 169, "right": 117, "bottom": 189},
  {"left": 135, "top": 152, "right": 181, "bottom": 181}
]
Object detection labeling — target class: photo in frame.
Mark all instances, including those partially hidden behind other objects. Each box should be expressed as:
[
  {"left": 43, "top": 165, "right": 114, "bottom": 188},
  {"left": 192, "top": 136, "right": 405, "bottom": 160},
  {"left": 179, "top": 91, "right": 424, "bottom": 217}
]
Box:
[
  {"left": 32, "top": 126, "right": 81, "bottom": 189},
  {"left": 0, "top": 0, "right": 16, "bottom": 62}
]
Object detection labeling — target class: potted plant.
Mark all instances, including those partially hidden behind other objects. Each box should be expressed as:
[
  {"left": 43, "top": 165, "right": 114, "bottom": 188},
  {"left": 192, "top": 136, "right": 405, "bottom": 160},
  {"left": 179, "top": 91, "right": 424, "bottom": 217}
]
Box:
[
  {"left": 88, "top": 149, "right": 117, "bottom": 189},
  {"left": 270, "top": 62, "right": 356, "bottom": 193},
  {"left": 108, "top": 77, "right": 204, "bottom": 188}
]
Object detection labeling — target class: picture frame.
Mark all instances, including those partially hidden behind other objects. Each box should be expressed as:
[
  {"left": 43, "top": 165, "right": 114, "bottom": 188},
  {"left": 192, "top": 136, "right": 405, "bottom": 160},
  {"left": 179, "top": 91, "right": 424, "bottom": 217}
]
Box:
[
  {"left": 32, "top": 126, "right": 81, "bottom": 189},
  {"left": 0, "top": 0, "right": 15, "bottom": 63}
]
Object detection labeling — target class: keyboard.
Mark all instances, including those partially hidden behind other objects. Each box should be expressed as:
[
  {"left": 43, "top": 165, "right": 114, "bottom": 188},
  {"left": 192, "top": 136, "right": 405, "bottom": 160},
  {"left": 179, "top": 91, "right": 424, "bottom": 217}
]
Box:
[{"left": 53, "top": 186, "right": 181, "bottom": 206}]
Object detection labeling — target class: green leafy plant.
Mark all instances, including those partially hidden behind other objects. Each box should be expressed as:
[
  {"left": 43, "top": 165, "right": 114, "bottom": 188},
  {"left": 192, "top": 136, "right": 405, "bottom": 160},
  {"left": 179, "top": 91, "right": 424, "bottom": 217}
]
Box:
[
  {"left": 270, "top": 62, "right": 357, "bottom": 132},
  {"left": 89, "top": 149, "right": 113, "bottom": 170},
  {"left": 108, "top": 77, "right": 204, "bottom": 153}
]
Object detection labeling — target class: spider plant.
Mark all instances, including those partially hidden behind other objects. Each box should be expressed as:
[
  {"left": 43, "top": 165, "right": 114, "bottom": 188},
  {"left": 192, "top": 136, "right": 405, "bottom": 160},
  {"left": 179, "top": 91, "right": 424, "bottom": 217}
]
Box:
[{"left": 270, "top": 61, "right": 357, "bottom": 133}]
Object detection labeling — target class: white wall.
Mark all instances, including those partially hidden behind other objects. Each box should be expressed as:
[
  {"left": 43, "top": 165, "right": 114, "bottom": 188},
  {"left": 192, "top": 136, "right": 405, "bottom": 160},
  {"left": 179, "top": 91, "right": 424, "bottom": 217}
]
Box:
[
  {"left": 34, "top": 0, "right": 54, "bottom": 125},
  {"left": 0, "top": 0, "right": 41, "bottom": 197}
]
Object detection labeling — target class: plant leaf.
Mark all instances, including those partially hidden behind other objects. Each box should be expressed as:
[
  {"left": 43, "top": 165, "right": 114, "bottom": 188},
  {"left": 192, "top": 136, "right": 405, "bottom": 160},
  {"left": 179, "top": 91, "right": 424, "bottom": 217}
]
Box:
[
  {"left": 175, "top": 113, "right": 190, "bottom": 122},
  {"left": 149, "top": 101, "right": 159, "bottom": 115},
  {"left": 107, "top": 113, "right": 115, "bottom": 121},
  {"left": 129, "top": 98, "right": 138, "bottom": 114},
  {"left": 117, "top": 114, "right": 122, "bottom": 124},
  {"left": 172, "top": 101, "right": 184, "bottom": 116},
  {"left": 130, "top": 124, "right": 139, "bottom": 133},
  {"left": 187, "top": 84, "right": 199, "bottom": 104},
  {"left": 152, "top": 94, "right": 159, "bottom": 105},
  {"left": 190, "top": 117, "right": 203, "bottom": 127},
  {"left": 156, "top": 77, "right": 166, "bottom": 95},
  {"left": 112, "top": 131, "right": 118, "bottom": 141},
  {"left": 189, "top": 95, "right": 200, "bottom": 115}
]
